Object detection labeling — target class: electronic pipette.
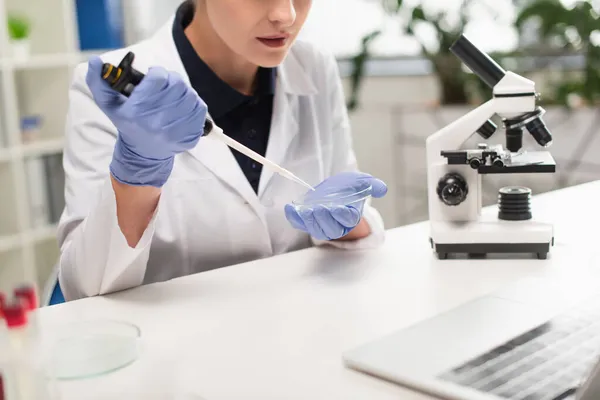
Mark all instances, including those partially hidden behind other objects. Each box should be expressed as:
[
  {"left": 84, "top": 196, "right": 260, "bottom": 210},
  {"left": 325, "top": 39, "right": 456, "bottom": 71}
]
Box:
[{"left": 100, "top": 52, "right": 315, "bottom": 192}]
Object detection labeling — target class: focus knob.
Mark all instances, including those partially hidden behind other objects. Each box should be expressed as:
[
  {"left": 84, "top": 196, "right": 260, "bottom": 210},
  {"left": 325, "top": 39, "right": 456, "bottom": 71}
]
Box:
[{"left": 437, "top": 173, "right": 468, "bottom": 206}]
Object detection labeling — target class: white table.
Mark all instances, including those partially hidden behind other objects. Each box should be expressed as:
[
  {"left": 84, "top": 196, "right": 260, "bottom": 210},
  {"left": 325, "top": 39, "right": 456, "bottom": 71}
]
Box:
[{"left": 38, "top": 181, "right": 600, "bottom": 400}]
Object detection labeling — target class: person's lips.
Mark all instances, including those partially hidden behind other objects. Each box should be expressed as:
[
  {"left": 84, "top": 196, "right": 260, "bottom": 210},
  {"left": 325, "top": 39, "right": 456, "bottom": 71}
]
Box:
[{"left": 257, "top": 33, "right": 290, "bottom": 48}]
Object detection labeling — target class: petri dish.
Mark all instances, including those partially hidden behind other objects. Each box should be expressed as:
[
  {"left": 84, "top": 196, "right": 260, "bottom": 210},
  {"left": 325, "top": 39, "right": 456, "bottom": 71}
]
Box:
[
  {"left": 44, "top": 320, "right": 141, "bottom": 380},
  {"left": 292, "top": 181, "right": 373, "bottom": 213}
]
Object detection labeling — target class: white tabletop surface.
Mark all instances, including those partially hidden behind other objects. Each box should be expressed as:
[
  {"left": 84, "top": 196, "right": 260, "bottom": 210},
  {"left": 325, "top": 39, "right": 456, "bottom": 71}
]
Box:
[{"left": 38, "top": 180, "right": 600, "bottom": 400}]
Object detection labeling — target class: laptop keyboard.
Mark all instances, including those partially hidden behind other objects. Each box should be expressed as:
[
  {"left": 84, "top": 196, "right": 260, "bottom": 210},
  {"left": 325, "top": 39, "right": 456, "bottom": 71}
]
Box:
[{"left": 438, "top": 293, "right": 600, "bottom": 400}]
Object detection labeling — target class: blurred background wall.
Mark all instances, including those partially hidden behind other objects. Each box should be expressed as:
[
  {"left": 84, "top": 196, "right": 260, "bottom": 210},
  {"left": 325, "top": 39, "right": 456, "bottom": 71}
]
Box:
[{"left": 0, "top": 0, "right": 598, "bottom": 300}]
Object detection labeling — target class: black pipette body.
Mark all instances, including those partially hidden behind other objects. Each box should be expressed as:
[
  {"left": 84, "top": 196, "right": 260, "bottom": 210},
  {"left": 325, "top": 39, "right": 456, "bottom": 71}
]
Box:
[{"left": 100, "top": 51, "right": 214, "bottom": 136}]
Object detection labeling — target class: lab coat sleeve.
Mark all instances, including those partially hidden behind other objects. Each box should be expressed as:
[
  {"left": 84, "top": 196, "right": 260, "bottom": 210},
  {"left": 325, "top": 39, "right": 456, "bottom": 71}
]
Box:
[
  {"left": 56, "top": 62, "right": 158, "bottom": 301},
  {"left": 311, "top": 51, "right": 386, "bottom": 250}
]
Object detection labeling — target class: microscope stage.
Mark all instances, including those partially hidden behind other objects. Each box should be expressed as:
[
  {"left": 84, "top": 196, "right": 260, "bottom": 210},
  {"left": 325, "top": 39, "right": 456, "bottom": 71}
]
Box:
[
  {"left": 478, "top": 151, "right": 556, "bottom": 174},
  {"left": 429, "top": 213, "right": 553, "bottom": 259}
]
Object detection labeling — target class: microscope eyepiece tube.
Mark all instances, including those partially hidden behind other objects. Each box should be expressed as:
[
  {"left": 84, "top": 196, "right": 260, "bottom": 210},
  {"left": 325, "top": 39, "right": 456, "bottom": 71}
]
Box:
[{"left": 450, "top": 35, "right": 506, "bottom": 88}]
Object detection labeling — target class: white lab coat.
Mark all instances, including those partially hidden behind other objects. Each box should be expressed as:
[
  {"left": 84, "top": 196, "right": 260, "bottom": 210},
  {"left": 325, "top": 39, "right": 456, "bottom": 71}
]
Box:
[{"left": 57, "top": 16, "right": 385, "bottom": 301}]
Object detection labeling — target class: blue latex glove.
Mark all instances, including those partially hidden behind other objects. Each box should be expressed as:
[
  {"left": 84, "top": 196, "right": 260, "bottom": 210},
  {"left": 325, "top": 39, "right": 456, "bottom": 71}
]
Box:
[
  {"left": 86, "top": 56, "right": 208, "bottom": 187},
  {"left": 284, "top": 172, "right": 388, "bottom": 241}
]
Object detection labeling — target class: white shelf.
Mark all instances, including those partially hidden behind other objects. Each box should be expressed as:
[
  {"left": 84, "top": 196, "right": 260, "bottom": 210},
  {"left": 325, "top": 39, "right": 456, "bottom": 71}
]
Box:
[
  {"left": 0, "top": 146, "right": 11, "bottom": 162},
  {"left": 29, "top": 224, "right": 58, "bottom": 243},
  {"left": 0, "top": 224, "right": 57, "bottom": 254},
  {"left": 0, "top": 51, "right": 106, "bottom": 70},
  {"left": 0, "top": 0, "right": 80, "bottom": 292},
  {"left": 0, "top": 232, "right": 21, "bottom": 253},
  {"left": 21, "top": 137, "right": 64, "bottom": 157},
  {"left": 0, "top": 138, "right": 64, "bottom": 161},
  {"left": 10, "top": 53, "right": 78, "bottom": 70}
]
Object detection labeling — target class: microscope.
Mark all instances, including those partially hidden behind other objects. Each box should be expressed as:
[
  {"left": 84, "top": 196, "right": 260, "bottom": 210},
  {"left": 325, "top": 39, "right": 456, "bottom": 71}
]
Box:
[{"left": 427, "top": 34, "right": 556, "bottom": 260}]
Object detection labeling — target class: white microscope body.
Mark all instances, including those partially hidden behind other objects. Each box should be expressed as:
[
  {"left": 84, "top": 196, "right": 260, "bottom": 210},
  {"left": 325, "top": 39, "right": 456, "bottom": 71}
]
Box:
[{"left": 427, "top": 35, "right": 555, "bottom": 260}]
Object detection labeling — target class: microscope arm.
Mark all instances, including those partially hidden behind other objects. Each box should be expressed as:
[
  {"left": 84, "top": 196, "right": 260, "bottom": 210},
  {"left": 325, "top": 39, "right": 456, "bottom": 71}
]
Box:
[{"left": 425, "top": 99, "right": 496, "bottom": 164}]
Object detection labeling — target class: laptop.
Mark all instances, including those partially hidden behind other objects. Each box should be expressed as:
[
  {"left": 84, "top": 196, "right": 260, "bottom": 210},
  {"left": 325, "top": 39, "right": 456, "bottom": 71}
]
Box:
[{"left": 343, "top": 270, "right": 600, "bottom": 400}]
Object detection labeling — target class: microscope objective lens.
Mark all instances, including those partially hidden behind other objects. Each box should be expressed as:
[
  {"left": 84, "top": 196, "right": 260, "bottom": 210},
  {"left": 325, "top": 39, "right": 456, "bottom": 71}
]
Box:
[
  {"left": 526, "top": 118, "right": 553, "bottom": 147},
  {"left": 506, "top": 128, "right": 523, "bottom": 153}
]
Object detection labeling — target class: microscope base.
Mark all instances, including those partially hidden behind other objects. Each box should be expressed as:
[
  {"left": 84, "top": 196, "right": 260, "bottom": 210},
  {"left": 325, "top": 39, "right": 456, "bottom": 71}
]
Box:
[{"left": 429, "top": 219, "right": 553, "bottom": 260}]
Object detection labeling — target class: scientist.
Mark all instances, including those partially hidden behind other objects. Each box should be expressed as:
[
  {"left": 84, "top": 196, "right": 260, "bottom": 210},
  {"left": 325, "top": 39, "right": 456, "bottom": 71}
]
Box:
[{"left": 56, "top": 0, "right": 388, "bottom": 301}]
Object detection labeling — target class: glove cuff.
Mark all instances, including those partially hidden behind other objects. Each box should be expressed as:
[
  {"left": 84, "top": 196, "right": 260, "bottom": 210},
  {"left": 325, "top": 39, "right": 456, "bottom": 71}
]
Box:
[{"left": 110, "top": 135, "right": 174, "bottom": 187}]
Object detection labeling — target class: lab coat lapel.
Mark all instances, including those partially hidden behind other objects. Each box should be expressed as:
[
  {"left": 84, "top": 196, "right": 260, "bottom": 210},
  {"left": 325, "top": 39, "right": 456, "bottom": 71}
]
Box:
[
  {"left": 258, "top": 89, "right": 299, "bottom": 196},
  {"left": 191, "top": 125, "right": 263, "bottom": 216},
  {"left": 150, "top": 19, "right": 266, "bottom": 222},
  {"left": 258, "top": 50, "right": 318, "bottom": 196}
]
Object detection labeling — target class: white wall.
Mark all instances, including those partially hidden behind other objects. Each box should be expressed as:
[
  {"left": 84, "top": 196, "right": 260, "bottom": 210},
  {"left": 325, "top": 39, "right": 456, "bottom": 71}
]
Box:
[{"left": 122, "top": 0, "right": 182, "bottom": 43}]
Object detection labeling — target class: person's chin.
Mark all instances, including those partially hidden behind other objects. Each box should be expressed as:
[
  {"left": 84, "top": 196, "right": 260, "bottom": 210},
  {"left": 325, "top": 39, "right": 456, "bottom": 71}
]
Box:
[{"left": 252, "top": 51, "right": 289, "bottom": 68}]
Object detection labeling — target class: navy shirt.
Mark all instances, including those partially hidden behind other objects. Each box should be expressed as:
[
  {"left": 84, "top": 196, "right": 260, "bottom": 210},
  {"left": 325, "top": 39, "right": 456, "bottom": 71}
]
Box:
[{"left": 172, "top": 1, "right": 276, "bottom": 194}]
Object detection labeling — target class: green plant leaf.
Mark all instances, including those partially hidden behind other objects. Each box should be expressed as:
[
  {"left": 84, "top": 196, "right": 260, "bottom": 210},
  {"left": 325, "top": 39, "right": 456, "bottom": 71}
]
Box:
[
  {"left": 515, "top": 0, "right": 573, "bottom": 41},
  {"left": 347, "top": 30, "right": 382, "bottom": 111},
  {"left": 515, "top": 0, "right": 600, "bottom": 106},
  {"left": 7, "top": 14, "right": 30, "bottom": 40},
  {"left": 411, "top": 6, "right": 426, "bottom": 21}
]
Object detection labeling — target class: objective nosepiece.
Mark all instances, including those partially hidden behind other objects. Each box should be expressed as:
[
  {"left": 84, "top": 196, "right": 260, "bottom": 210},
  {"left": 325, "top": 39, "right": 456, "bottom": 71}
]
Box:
[
  {"left": 507, "top": 107, "right": 554, "bottom": 149},
  {"left": 451, "top": 35, "right": 506, "bottom": 88}
]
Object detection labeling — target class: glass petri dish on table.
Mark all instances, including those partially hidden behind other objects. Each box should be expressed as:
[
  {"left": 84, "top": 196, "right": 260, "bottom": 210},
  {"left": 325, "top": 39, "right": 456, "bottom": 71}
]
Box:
[
  {"left": 45, "top": 320, "right": 141, "bottom": 380},
  {"left": 291, "top": 180, "right": 373, "bottom": 213}
]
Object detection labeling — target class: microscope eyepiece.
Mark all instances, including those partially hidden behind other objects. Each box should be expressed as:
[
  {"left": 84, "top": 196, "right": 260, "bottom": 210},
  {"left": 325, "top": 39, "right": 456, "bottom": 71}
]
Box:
[{"left": 450, "top": 35, "right": 506, "bottom": 88}]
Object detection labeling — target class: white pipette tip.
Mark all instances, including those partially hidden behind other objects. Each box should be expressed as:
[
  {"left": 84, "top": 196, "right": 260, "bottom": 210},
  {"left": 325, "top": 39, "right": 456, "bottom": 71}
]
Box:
[
  {"left": 208, "top": 124, "right": 316, "bottom": 192},
  {"left": 278, "top": 170, "right": 315, "bottom": 192}
]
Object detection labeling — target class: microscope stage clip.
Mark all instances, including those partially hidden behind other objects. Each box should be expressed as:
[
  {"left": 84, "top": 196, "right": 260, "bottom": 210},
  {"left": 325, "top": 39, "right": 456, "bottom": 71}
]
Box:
[{"left": 440, "top": 149, "right": 556, "bottom": 174}]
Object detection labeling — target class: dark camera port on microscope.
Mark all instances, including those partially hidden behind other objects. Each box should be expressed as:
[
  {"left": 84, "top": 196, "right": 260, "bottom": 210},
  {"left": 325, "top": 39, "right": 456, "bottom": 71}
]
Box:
[{"left": 476, "top": 119, "right": 497, "bottom": 139}]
